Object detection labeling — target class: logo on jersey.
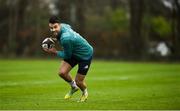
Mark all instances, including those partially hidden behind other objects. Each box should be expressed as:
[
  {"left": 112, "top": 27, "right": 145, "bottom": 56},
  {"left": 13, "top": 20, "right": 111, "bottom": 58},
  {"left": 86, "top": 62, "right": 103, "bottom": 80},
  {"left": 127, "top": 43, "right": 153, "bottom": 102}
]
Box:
[{"left": 84, "top": 65, "right": 89, "bottom": 69}]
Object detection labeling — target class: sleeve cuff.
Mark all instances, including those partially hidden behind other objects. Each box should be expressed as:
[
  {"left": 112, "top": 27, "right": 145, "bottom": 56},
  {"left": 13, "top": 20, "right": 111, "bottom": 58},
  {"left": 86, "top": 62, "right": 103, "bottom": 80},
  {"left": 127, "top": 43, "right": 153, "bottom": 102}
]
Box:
[{"left": 57, "top": 51, "right": 65, "bottom": 58}]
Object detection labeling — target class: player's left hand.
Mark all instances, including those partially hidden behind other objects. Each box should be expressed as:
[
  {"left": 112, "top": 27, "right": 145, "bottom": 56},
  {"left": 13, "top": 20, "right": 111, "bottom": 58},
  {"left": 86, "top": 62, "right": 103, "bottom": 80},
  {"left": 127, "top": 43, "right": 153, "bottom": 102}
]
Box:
[{"left": 43, "top": 47, "right": 57, "bottom": 55}]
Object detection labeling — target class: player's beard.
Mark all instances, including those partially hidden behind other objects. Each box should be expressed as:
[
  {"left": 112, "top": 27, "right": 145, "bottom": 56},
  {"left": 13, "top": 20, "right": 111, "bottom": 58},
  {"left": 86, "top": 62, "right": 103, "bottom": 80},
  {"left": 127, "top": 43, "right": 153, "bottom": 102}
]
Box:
[{"left": 53, "top": 31, "right": 58, "bottom": 36}]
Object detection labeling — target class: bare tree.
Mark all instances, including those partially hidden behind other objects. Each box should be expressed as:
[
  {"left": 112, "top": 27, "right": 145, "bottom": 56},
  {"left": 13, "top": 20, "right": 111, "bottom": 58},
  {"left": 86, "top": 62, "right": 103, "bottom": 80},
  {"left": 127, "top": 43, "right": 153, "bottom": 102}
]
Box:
[
  {"left": 75, "top": 0, "right": 86, "bottom": 35},
  {"left": 111, "top": 0, "right": 118, "bottom": 10},
  {"left": 129, "top": 0, "right": 145, "bottom": 59},
  {"left": 58, "top": 0, "right": 71, "bottom": 23},
  {"left": 174, "top": 0, "right": 180, "bottom": 59},
  {"left": 8, "top": 0, "right": 19, "bottom": 55}
]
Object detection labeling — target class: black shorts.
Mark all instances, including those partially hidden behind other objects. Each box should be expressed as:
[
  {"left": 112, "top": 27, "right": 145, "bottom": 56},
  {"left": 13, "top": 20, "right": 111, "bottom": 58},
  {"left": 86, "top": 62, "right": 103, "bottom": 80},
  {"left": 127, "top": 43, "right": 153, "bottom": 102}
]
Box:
[{"left": 64, "top": 57, "right": 92, "bottom": 75}]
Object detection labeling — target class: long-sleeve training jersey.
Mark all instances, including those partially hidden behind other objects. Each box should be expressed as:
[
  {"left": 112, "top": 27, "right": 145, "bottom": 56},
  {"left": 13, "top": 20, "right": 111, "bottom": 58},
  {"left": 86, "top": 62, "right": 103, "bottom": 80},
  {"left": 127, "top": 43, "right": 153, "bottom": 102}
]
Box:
[{"left": 57, "top": 23, "right": 93, "bottom": 60}]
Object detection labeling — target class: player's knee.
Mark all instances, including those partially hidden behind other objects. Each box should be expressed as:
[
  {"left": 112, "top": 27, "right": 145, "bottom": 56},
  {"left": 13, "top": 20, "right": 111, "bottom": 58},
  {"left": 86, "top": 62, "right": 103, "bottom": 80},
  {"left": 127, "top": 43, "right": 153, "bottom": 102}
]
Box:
[
  {"left": 75, "top": 79, "right": 82, "bottom": 86},
  {"left": 58, "top": 70, "right": 67, "bottom": 77}
]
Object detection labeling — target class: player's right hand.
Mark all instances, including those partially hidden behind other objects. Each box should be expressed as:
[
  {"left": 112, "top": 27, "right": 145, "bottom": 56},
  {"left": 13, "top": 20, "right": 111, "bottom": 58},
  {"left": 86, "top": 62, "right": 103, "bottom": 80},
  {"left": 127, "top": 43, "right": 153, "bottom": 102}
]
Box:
[{"left": 43, "top": 47, "right": 57, "bottom": 55}]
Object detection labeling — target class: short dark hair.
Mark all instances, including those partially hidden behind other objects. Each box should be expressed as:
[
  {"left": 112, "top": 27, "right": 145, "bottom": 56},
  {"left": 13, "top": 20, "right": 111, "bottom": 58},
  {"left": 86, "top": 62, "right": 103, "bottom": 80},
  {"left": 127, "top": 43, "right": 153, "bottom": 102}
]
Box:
[{"left": 49, "top": 16, "right": 60, "bottom": 24}]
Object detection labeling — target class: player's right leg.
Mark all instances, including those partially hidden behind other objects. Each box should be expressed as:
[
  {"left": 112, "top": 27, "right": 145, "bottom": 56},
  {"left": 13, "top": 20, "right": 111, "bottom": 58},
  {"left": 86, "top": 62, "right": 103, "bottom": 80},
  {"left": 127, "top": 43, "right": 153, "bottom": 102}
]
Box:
[
  {"left": 58, "top": 60, "right": 73, "bottom": 82},
  {"left": 58, "top": 60, "right": 78, "bottom": 99}
]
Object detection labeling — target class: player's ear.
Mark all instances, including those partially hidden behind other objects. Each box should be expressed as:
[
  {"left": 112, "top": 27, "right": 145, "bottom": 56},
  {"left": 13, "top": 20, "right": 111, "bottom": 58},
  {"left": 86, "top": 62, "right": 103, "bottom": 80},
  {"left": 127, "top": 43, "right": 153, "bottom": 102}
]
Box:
[{"left": 49, "top": 23, "right": 51, "bottom": 27}]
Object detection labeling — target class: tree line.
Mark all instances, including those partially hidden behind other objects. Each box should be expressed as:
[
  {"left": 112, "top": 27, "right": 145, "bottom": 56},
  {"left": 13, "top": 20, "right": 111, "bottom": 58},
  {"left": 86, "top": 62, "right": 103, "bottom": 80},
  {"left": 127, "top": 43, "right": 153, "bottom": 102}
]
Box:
[{"left": 0, "top": 0, "right": 179, "bottom": 60}]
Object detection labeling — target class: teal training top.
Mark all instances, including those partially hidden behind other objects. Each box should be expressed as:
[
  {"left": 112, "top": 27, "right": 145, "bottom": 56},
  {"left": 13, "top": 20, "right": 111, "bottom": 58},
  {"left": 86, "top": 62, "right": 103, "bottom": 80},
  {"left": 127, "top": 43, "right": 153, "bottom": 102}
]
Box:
[{"left": 57, "top": 23, "right": 93, "bottom": 60}]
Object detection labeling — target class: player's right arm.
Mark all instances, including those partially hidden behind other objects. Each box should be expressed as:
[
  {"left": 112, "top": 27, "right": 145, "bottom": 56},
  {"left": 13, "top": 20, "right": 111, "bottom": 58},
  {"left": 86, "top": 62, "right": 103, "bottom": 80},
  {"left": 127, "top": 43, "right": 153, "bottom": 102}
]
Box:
[
  {"left": 43, "top": 47, "right": 58, "bottom": 55},
  {"left": 57, "top": 39, "right": 72, "bottom": 59}
]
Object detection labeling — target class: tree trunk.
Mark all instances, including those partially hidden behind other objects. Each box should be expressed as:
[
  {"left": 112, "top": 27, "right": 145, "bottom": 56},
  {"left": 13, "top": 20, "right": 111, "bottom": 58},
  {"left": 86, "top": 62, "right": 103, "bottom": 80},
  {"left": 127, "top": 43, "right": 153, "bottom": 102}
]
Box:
[
  {"left": 75, "top": 0, "right": 85, "bottom": 35},
  {"left": 8, "top": 0, "right": 19, "bottom": 56},
  {"left": 175, "top": 0, "right": 180, "bottom": 59},
  {"left": 34, "top": 0, "right": 41, "bottom": 56},
  {"left": 111, "top": 0, "right": 118, "bottom": 10},
  {"left": 172, "top": 0, "right": 180, "bottom": 60},
  {"left": 58, "top": 0, "right": 70, "bottom": 23},
  {"left": 8, "top": 4, "right": 14, "bottom": 55},
  {"left": 129, "top": 0, "right": 145, "bottom": 60}
]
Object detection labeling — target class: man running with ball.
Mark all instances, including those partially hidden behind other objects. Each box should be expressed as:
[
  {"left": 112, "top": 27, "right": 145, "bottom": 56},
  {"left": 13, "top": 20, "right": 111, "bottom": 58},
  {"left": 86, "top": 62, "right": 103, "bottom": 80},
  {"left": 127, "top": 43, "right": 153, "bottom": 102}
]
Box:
[{"left": 43, "top": 16, "right": 93, "bottom": 102}]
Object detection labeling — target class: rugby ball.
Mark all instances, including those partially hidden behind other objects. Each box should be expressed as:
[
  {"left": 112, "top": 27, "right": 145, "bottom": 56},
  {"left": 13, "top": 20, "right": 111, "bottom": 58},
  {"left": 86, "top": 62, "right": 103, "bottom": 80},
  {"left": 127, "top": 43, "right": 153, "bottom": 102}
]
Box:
[{"left": 42, "top": 38, "right": 55, "bottom": 49}]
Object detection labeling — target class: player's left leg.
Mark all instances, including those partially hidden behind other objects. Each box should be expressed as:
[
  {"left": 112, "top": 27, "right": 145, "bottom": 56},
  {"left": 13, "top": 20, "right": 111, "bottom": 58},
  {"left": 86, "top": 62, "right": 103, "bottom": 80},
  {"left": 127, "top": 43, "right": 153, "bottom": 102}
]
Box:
[
  {"left": 75, "top": 74, "right": 88, "bottom": 102},
  {"left": 75, "top": 58, "right": 92, "bottom": 102}
]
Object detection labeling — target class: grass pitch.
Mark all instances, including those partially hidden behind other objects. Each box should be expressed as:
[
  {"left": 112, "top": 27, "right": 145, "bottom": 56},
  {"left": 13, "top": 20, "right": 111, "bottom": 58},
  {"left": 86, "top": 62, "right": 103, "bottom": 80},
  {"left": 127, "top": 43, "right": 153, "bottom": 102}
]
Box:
[{"left": 0, "top": 59, "right": 180, "bottom": 110}]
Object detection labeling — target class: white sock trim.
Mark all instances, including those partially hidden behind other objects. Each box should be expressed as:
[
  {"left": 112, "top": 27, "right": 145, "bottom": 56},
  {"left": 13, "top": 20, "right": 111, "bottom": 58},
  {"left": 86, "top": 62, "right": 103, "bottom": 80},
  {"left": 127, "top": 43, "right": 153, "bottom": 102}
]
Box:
[
  {"left": 68, "top": 80, "right": 77, "bottom": 88},
  {"left": 83, "top": 88, "right": 88, "bottom": 95}
]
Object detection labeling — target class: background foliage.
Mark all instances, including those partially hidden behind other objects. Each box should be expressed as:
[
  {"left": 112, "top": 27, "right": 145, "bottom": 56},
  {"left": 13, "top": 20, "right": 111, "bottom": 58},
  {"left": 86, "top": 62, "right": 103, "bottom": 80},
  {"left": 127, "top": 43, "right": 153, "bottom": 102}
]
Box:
[{"left": 0, "top": 0, "right": 180, "bottom": 60}]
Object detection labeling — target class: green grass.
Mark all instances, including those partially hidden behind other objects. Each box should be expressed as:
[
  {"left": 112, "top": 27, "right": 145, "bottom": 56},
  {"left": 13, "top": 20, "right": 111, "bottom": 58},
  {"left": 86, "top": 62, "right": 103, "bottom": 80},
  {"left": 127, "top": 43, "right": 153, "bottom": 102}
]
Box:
[{"left": 0, "top": 59, "right": 180, "bottom": 110}]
